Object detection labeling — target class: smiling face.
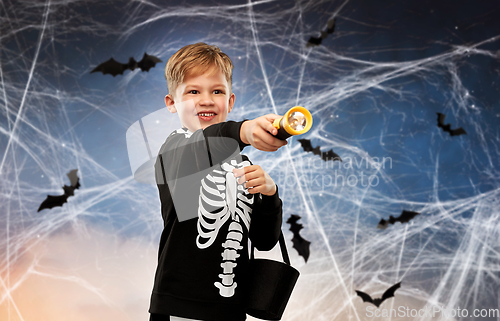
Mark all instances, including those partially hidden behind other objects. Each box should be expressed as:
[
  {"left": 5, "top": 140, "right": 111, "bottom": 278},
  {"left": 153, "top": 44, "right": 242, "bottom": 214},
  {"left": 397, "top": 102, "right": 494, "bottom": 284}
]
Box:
[{"left": 165, "top": 66, "right": 235, "bottom": 133}]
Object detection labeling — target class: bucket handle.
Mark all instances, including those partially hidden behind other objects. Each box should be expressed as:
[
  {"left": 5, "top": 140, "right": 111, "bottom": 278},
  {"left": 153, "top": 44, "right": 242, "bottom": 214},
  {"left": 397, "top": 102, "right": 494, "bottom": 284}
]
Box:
[{"left": 251, "top": 231, "right": 291, "bottom": 265}]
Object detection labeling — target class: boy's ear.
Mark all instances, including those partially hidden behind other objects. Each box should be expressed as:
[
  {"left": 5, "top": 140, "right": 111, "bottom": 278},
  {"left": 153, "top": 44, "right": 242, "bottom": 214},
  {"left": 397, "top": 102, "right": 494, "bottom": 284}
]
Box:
[
  {"left": 165, "top": 94, "right": 177, "bottom": 113},
  {"left": 227, "top": 92, "right": 235, "bottom": 113}
]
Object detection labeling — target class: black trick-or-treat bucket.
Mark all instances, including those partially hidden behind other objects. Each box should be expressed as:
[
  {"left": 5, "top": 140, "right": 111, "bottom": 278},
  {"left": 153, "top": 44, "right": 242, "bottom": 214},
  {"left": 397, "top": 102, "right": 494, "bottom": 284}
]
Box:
[{"left": 245, "top": 231, "right": 300, "bottom": 320}]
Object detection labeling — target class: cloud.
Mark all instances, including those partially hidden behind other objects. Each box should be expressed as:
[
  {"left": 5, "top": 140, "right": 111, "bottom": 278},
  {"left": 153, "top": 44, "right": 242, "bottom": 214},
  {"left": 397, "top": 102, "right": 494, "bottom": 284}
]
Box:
[
  {"left": 0, "top": 225, "right": 157, "bottom": 321},
  {"left": 1, "top": 224, "right": 458, "bottom": 321}
]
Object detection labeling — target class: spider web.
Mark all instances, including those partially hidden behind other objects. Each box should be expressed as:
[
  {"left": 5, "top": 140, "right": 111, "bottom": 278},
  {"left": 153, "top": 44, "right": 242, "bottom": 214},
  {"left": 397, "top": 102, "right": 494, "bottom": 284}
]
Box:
[{"left": 1, "top": 0, "right": 500, "bottom": 320}]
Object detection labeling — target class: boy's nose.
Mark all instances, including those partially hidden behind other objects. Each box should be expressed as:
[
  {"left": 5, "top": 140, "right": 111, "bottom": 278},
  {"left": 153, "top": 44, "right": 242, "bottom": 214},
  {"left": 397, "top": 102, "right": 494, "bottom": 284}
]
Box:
[{"left": 199, "top": 93, "right": 214, "bottom": 106}]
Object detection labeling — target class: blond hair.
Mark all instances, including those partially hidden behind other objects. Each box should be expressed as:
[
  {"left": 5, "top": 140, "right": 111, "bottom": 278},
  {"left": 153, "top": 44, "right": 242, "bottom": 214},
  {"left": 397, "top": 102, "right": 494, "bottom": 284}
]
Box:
[{"left": 165, "top": 43, "right": 234, "bottom": 97}]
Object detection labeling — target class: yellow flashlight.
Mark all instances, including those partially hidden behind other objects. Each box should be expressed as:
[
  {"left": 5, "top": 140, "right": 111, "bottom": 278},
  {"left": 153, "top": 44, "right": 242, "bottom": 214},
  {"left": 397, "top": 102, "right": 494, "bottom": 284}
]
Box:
[{"left": 272, "top": 106, "right": 313, "bottom": 140}]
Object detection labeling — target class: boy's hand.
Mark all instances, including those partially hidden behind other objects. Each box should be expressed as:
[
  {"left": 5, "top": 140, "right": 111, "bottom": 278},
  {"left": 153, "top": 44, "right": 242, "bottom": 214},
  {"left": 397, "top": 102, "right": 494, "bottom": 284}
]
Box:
[
  {"left": 233, "top": 165, "right": 276, "bottom": 196},
  {"left": 240, "top": 114, "right": 287, "bottom": 152}
]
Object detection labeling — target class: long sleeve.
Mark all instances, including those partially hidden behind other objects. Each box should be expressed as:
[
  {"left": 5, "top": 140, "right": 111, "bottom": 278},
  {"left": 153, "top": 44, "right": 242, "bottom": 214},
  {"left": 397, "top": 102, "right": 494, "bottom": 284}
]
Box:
[
  {"left": 156, "top": 120, "right": 248, "bottom": 185},
  {"left": 249, "top": 185, "right": 283, "bottom": 251},
  {"left": 151, "top": 120, "right": 285, "bottom": 320},
  {"left": 155, "top": 121, "right": 249, "bottom": 222}
]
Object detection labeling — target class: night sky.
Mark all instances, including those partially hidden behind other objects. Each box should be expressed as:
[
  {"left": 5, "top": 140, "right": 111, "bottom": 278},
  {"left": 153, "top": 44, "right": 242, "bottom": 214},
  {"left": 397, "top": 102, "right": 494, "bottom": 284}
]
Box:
[{"left": 1, "top": 0, "right": 499, "bottom": 320}]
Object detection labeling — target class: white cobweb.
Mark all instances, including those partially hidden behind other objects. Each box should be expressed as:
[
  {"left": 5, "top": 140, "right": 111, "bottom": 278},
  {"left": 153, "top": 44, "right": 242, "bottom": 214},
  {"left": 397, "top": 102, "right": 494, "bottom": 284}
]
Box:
[{"left": 1, "top": 0, "right": 500, "bottom": 320}]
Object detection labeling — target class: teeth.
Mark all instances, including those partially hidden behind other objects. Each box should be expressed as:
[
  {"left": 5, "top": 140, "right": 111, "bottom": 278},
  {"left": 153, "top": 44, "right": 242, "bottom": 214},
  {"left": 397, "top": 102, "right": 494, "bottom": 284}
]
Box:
[{"left": 198, "top": 113, "right": 215, "bottom": 117}]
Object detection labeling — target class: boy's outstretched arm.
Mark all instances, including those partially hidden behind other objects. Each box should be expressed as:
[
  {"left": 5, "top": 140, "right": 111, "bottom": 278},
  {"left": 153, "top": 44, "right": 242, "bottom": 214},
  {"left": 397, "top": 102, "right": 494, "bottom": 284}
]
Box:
[{"left": 240, "top": 114, "right": 288, "bottom": 152}]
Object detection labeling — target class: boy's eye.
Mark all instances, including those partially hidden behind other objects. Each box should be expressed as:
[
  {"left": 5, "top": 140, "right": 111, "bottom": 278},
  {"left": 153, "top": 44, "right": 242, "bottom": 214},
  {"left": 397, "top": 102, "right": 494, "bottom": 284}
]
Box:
[
  {"left": 213, "top": 90, "right": 224, "bottom": 94},
  {"left": 188, "top": 90, "right": 199, "bottom": 94}
]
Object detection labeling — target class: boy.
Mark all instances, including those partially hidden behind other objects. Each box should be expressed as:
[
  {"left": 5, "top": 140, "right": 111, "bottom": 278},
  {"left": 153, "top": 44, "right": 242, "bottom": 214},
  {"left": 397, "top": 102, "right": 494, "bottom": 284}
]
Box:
[{"left": 149, "top": 43, "right": 287, "bottom": 321}]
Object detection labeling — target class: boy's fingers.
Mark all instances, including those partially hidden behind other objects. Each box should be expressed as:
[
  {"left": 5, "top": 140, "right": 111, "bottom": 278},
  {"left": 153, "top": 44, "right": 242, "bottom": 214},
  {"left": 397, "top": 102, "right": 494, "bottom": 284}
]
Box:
[
  {"left": 241, "top": 175, "right": 263, "bottom": 188},
  {"left": 233, "top": 168, "right": 243, "bottom": 177},
  {"left": 259, "top": 118, "right": 278, "bottom": 136},
  {"left": 241, "top": 171, "right": 260, "bottom": 184},
  {"left": 265, "top": 114, "right": 282, "bottom": 122},
  {"left": 233, "top": 165, "right": 256, "bottom": 177},
  {"left": 260, "top": 128, "right": 288, "bottom": 149},
  {"left": 262, "top": 114, "right": 281, "bottom": 136},
  {"left": 234, "top": 165, "right": 263, "bottom": 184}
]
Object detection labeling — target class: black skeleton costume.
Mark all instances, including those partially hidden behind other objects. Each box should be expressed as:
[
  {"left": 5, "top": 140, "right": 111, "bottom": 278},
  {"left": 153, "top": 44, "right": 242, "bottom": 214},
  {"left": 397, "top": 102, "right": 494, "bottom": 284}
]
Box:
[{"left": 149, "top": 120, "right": 283, "bottom": 321}]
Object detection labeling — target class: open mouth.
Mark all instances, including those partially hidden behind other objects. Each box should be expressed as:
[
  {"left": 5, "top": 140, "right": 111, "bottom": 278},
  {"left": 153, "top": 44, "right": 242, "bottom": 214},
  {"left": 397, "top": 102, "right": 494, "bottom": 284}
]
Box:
[{"left": 197, "top": 112, "right": 217, "bottom": 121}]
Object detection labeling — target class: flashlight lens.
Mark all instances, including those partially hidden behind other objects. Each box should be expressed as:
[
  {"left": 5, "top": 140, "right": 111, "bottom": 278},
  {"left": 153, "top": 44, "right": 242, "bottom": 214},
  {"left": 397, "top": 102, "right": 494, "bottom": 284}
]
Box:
[{"left": 288, "top": 111, "right": 307, "bottom": 131}]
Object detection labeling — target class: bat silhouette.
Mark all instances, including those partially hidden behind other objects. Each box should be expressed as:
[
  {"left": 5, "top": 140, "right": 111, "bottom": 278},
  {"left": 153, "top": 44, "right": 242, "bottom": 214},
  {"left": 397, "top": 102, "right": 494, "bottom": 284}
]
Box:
[
  {"left": 377, "top": 210, "right": 419, "bottom": 229},
  {"left": 436, "top": 113, "right": 467, "bottom": 136},
  {"left": 91, "top": 53, "right": 162, "bottom": 77},
  {"left": 297, "top": 139, "right": 342, "bottom": 162},
  {"left": 355, "top": 282, "right": 401, "bottom": 307},
  {"left": 286, "top": 214, "right": 311, "bottom": 262},
  {"left": 306, "top": 18, "right": 336, "bottom": 47},
  {"left": 38, "top": 169, "right": 80, "bottom": 212}
]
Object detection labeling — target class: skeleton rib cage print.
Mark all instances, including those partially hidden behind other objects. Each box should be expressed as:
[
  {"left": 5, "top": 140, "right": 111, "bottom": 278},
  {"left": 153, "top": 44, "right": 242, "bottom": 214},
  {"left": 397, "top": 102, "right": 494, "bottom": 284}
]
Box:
[{"left": 197, "top": 159, "right": 253, "bottom": 298}]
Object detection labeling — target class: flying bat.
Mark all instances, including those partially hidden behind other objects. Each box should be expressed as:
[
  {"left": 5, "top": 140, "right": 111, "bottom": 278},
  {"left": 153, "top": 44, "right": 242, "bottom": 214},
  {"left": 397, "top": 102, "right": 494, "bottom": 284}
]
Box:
[
  {"left": 91, "top": 53, "right": 162, "bottom": 77},
  {"left": 307, "top": 36, "right": 322, "bottom": 46},
  {"left": 286, "top": 214, "right": 311, "bottom": 262},
  {"left": 306, "top": 18, "right": 336, "bottom": 47},
  {"left": 436, "top": 112, "right": 467, "bottom": 136},
  {"left": 297, "top": 139, "right": 342, "bottom": 162},
  {"left": 38, "top": 169, "right": 80, "bottom": 212},
  {"left": 66, "top": 169, "right": 80, "bottom": 188},
  {"left": 355, "top": 282, "right": 401, "bottom": 307},
  {"left": 377, "top": 210, "right": 419, "bottom": 229}
]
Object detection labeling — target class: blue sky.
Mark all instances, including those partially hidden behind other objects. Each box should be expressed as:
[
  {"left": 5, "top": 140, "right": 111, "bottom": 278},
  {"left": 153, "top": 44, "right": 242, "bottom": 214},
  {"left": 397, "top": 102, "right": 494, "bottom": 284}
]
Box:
[{"left": 1, "top": 0, "right": 500, "bottom": 320}]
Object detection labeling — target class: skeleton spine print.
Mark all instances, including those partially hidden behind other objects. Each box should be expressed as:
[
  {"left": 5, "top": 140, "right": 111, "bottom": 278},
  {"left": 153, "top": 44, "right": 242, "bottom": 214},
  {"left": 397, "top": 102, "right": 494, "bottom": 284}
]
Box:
[{"left": 196, "top": 159, "right": 253, "bottom": 297}]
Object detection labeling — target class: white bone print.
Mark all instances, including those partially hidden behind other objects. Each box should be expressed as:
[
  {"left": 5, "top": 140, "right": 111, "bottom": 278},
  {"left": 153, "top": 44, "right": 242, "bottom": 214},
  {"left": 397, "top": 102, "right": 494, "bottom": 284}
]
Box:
[
  {"left": 196, "top": 159, "right": 253, "bottom": 297},
  {"left": 215, "top": 220, "right": 242, "bottom": 297}
]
